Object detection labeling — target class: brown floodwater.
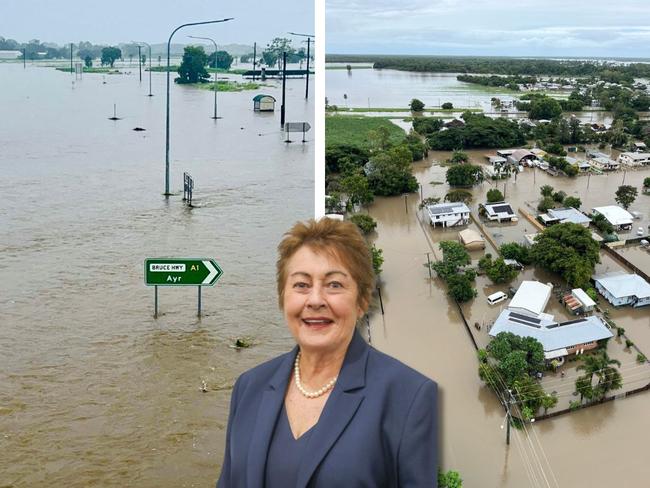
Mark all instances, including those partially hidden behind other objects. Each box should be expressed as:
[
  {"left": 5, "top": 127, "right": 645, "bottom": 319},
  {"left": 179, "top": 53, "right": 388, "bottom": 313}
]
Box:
[
  {"left": 365, "top": 150, "right": 650, "bottom": 487},
  {"left": 0, "top": 62, "right": 313, "bottom": 487}
]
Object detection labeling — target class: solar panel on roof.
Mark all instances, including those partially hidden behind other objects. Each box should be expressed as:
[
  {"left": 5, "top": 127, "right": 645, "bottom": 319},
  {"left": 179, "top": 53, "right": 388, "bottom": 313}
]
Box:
[
  {"left": 509, "top": 317, "right": 541, "bottom": 328},
  {"left": 491, "top": 204, "right": 514, "bottom": 214},
  {"left": 509, "top": 311, "right": 541, "bottom": 324},
  {"left": 558, "top": 318, "right": 588, "bottom": 327}
]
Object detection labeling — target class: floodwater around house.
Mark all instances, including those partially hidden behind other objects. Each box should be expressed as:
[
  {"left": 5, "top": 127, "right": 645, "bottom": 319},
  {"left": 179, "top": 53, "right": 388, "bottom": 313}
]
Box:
[
  {"left": 363, "top": 147, "right": 650, "bottom": 486},
  {"left": 0, "top": 62, "right": 313, "bottom": 486}
]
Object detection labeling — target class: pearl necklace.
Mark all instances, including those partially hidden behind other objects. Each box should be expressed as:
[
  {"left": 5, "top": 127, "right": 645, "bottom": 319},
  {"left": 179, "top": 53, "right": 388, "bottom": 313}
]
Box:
[{"left": 293, "top": 352, "right": 338, "bottom": 399}]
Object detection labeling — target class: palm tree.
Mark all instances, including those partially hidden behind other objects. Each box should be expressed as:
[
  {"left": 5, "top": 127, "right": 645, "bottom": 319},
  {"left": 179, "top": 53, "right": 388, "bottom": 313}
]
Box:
[{"left": 577, "top": 351, "right": 622, "bottom": 400}]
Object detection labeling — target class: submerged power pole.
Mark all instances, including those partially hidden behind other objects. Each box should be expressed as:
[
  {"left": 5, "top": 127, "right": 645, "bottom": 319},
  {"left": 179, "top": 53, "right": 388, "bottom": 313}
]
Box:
[
  {"left": 280, "top": 51, "right": 287, "bottom": 128},
  {"left": 305, "top": 38, "right": 311, "bottom": 99},
  {"left": 252, "top": 42, "right": 257, "bottom": 81}
]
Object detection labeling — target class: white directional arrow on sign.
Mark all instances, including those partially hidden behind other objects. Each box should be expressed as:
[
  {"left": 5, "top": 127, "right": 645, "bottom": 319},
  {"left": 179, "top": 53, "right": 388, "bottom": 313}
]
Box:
[{"left": 203, "top": 260, "right": 218, "bottom": 284}]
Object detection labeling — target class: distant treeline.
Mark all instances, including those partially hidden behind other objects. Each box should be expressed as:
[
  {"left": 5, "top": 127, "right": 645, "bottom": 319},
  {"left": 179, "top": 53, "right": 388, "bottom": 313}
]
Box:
[
  {"left": 325, "top": 54, "right": 650, "bottom": 79},
  {"left": 456, "top": 74, "right": 537, "bottom": 90}
]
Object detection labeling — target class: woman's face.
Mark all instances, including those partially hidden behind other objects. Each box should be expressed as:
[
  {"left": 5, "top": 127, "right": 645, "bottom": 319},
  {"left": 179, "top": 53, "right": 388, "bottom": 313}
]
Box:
[{"left": 283, "top": 245, "right": 364, "bottom": 357}]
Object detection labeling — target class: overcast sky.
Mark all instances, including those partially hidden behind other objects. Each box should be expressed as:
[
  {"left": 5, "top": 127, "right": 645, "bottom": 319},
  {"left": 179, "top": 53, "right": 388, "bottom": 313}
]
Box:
[
  {"left": 327, "top": 0, "right": 650, "bottom": 58},
  {"left": 1, "top": 0, "right": 313, "bottom": 46}
]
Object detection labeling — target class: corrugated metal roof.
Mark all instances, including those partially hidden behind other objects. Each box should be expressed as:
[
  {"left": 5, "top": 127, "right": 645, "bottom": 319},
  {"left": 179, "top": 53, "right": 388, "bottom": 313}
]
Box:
[
  {"left": 594, "top": 273, "right": 650, "bottom": 299},
  {"left": 508, "top": 281, "right": 552, "bottom": 316},
  {"left": 489, "top": 310, "right": 613, "bottom": 352}
]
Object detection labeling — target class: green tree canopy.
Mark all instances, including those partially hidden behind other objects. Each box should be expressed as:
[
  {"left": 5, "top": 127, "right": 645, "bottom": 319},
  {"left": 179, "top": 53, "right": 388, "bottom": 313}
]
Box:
[
  {"left": 614, "top": 185, "right": 638, "bottom": 209},
  {"left": 410, "top": 98, "right": 425, "bottom": 111},
  {"left": 530, "top": 223, "right": 600, "bottom": 288},
  {"left": 486, "top": 188, "right": 504, "bottom": 203},
  {"left": 540, "top": 184, "right": 554, "bottom": 197},
  {"left": 207, "top": 50, "right": 234, "bottom": 70},
  {"left": 563, "top": 196, "right": 582, "bottom": 209},
  {"left": 529, "top": 95, "right": 562, "bottom": 120},
  {"left": 177, "top": 45, "right": 209, "bottom": 84},
  {"left": 446, "top": 164, "right": 484, "bottom": 187},
  {"left": 100, "top": 46, "right": 121, "bottom": 67}
]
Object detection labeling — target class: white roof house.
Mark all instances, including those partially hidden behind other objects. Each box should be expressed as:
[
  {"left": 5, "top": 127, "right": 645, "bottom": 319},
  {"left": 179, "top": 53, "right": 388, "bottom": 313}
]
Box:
[
  {"left": 618, "top": 152, "right": 650, "bottom": 167},
  {"left": 590, "top": 156, "right": 619, "bottom": 170},
  {"left": 483, "top": 202, "right": 517, "bottom": 222},
  {"left": 592, "top": 206, "right": 634, "bottom": 229},
  {"left": 594, "top": 273, "right": 650, "bottom": 308},
  {"left": 426, "top": 202, "right": 470, "bottom": 228},
  {"left": 489, "top": 311, "right": 613, "bottom": 360},
  {"left": 508, "top": 281, "right": 553, "bottom": 317},
  {"left": 547, "top": 207, "right": 591, "bottom": 227}
]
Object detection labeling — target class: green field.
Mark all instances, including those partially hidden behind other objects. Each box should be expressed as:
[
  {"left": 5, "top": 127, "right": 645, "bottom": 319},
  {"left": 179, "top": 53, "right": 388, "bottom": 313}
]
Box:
[
  {"left": 329, "top": 107, "right": 482, "bottom": 113},
  {"left": 147, "top": 66, "right": 248, "bottom": 74},
  {"left": 195, "top": 80, "right": 267, "bottom": 92},
  {"left": 326, "top": 115, "right": 405, "bottom": 148}
]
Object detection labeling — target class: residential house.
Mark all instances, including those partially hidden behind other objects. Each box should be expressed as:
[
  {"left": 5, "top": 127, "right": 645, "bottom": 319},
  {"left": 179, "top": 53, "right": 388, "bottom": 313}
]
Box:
[
  {"left": 426, "top": 202, "right": 470, "bottom": 228},
  {"left": 592, "top": 206, "right": 634, "bottom": 230},
  {"left": 507, "top": 149, "right": 537, "bottom": 167},
  {"left": 594, "top": 273, "right": 650, "bottom": 308},
  {"left": 458, "top": 228, "right": 485, "bottom": 250},
  {"left": 618, "top": 152, "right": 650, "bottom": 167},
  {"left": 482, "top": 202, "right": 517, "bottom": 222},
  {"left": 590, "top": 156, "right": 619, "bottom": 171},
  {"left": 547, "top": 207, "right": 591, "bottom": 227}
]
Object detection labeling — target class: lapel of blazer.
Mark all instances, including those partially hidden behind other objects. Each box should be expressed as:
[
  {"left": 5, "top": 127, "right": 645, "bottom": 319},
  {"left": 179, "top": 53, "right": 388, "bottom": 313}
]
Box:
[
  {"left": 296, "top": 330, "right": 369, "bottom": 488},
  {"left": 246, "top": 346, "right": 297, "bottom": 488}
]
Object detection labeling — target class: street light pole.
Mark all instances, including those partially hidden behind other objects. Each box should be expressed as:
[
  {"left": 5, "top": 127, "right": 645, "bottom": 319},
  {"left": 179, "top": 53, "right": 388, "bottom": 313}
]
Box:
[
  {"left": 138, "top": 45, "right": 142, "bottom": 82},
  {"left": 188, "top": 35, "right": 220, "bottom": 119},
  {"left": 134, "top": 41, "right": 153, "bottom": 96},
  {"left": 165, "top": 18, "right": 234, "bottom": 196},
  {"left": 288, "top": 32, "right": 315, "bottom": 100}
]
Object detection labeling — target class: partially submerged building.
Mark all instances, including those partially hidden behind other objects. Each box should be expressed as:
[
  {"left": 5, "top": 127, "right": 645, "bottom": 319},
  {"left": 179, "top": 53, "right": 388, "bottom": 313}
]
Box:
[
  {"left": 426, "top": 202, "right": 470, "bottom": 228},
  {"left": 252, "top": 94, "right": 276, "bottom": 112},
  {"left": 594, "top": 273, "right": 650, "bottom": 308},
  {"left": 618, "top": 152, "right": 650, "bottom": 167},
  {"left": 458, "top": 228, "right": 485, "bottom": 250},
  {"left": 592, "top": 205, "right": 634, "bottom": 230},
  {"left": 482, "top": 202, "right": 517, "bottom": 222},
  {"left": 489, "top": 280, "right": 613, "bottom": 361},
  {"left": 539, "top": 207, "right": 591, "bottom": 227},
  {"left": 589, "top": 156, "right": 619, "bottom": 171}
]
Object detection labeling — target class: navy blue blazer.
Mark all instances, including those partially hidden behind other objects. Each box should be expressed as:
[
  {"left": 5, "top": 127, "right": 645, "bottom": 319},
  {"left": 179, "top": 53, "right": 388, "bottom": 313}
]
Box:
[{"left": 217, "top": 330, "right": 438, "bottom": 487}]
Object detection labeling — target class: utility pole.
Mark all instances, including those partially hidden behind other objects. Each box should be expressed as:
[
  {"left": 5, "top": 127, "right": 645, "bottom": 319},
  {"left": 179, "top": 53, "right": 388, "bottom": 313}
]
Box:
[
  {"left": 305, "top": 38, "right": 311, "bottom": 99},
  {"left": 138, "top": 45, "right": 142, "bottom": 82},
  {"left": 280, "top": 51, "right": 287, "bottom": 128},
  {"left": 23, "top": 48, "right": 26, "bottom": 68},
  {"left": 252, "top": 42, "right": 256, "bottom": 81},
  {"left": 70, "top": 43, "right": 73, "bottom": 73}
]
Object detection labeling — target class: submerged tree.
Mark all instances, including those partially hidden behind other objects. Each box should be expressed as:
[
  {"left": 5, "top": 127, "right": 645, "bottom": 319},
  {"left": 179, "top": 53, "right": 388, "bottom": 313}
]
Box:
[{"left": 177, "top": 45, "right": 209, "bottom": 84}]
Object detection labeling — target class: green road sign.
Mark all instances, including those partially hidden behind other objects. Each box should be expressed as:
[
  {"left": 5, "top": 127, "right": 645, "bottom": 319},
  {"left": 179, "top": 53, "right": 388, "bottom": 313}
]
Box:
[{"left": 144, "top": 258, "right": 223, "bottom": 286}]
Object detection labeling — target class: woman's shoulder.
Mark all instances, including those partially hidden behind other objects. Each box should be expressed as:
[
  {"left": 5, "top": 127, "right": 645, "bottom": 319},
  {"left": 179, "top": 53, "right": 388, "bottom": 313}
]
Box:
[
  {"left": 365, "top": 345, "right": 437, "bottom": 392},
  {"left": 234, "top": 350, "right": 294, "bottom": 391}
]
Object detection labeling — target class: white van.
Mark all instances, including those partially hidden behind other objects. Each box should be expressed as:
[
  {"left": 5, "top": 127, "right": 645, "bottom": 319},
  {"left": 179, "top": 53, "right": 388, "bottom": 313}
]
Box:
[{"left": 487, "top": 291, "right": 508, "bottom": 305}]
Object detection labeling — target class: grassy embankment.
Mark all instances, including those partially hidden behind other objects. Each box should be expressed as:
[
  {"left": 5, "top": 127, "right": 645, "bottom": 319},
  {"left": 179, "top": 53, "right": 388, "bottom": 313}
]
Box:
[
  {"left": 195, "top": 80, "right": 268, "bottom": 92},
  {"left": 147, "top": 66, "right": 248, "bottom": 74},
  {"left": 55, "top": 67, "right": 120, "bottom": 73},
  {"left": 330, "top": 107, "right": 482, "bottom": 113},
  {"left": 326, "top": 115, "right": 405, "bottom": 149}
]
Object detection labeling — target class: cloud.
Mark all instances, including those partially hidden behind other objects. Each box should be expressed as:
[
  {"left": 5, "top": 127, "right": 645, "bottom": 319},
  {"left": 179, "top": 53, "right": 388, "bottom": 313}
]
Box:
[{"left": 326, "top": 0, "right": 650, "bottom": 56}]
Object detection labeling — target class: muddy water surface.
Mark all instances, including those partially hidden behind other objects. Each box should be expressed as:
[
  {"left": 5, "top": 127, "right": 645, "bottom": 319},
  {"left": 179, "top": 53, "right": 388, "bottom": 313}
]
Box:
[
  {"left": 0, "top": 62, "right": 313, "bottom": 487},
  {"left": 365, "top": 149, "right": 650, "bottom": 486}
]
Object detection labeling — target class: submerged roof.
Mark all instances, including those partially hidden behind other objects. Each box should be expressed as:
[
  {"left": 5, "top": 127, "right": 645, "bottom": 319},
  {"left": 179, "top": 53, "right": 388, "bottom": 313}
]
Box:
[
  {"left": 594, "top": 273, "right": 650, "bottom": 299},
  {"left": 253, "top": 94, "right": 276, "bottom": 101},
  {"left": 489, "top": 310, "right": 613, "bottom": 353},
  {"left": 458, "top": 229, "right": 484, "bottom": 244}
]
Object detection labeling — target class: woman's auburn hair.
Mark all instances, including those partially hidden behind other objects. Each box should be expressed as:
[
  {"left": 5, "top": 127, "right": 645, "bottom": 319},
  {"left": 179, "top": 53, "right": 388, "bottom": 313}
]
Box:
[{"left": 276, "top": 218, "right": 375, "bottom": 310}]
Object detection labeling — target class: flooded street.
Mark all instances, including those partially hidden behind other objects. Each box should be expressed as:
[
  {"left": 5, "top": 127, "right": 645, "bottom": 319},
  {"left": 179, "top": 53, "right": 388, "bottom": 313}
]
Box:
[
  {"left": 365, "top": 147, "right": 650, "bottom": 486},
  {"left": 0, "top": 62, "right": 313, "bottom": 487}
]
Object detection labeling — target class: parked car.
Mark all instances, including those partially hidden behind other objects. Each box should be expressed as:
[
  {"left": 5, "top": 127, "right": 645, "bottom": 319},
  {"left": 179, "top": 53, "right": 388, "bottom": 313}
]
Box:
[{"left": 487, "top": 291, "right": 508, "bottom": 305}]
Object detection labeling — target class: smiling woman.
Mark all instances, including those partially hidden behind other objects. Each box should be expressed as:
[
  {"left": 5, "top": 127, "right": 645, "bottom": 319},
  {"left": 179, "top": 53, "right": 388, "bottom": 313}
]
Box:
[{"left": 216, "top": 218, "right": 439, "bottom": 487}]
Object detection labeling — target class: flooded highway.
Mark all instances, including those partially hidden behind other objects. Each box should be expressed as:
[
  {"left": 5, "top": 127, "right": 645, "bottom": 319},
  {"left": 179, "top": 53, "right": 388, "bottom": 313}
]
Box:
[{"left": 0, "top": 62, "right": 313, "bottom": 487}]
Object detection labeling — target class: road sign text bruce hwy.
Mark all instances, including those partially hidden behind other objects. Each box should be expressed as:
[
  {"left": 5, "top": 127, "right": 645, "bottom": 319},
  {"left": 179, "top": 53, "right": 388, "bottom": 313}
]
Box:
[{"left": 145, "top": 258, "right": 223, "bottom": 286}]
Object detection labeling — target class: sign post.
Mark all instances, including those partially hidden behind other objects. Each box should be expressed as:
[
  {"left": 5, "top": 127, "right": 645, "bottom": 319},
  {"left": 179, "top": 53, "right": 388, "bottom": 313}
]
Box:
[
  {"left": 284, "top": 122, "right": 311, "bottom": 143},
  {"left": 144, "top": 258, "right": 223, "bottom": 317}
]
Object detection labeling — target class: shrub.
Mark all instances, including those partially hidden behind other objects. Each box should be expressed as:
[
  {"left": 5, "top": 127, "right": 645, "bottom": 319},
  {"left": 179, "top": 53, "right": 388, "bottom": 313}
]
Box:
[
  {"left": 637, "top": 353, "right": 647, "bottom": 363},
  {"left": 552, "top": 191, "right": 566, "bottom": 203},
  {"left": 371, "top": 245, "right": 384, "bottom": 275},
  {"left": 441, "top": 102, "right": 453, "bottom": 109},
  {"left": 625, "top": 339, "right": 634, "bottom": 348},
  {"left": 486, "top": 188, "right": 504, "bottom": 203},
  {"left": 570, "top": 400, "right": 581, "bottom": 411},
  {"left": 349, "top": 214, "right": 377, "bottom": 235},
  {"left": 563, "top": 196, "right": 582, "bottom": 209},
  {"left": 540, "top": 185, "right": 554, "bottom": 197},
  {"left": 538, "top": 196, "right": 555, "bottom": 212},
  {"left": 585, "top": 288, "right": 598, "bottom": 302},
  {"left": 617, "top": 327, "right": 625, "bottom": 337}
]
